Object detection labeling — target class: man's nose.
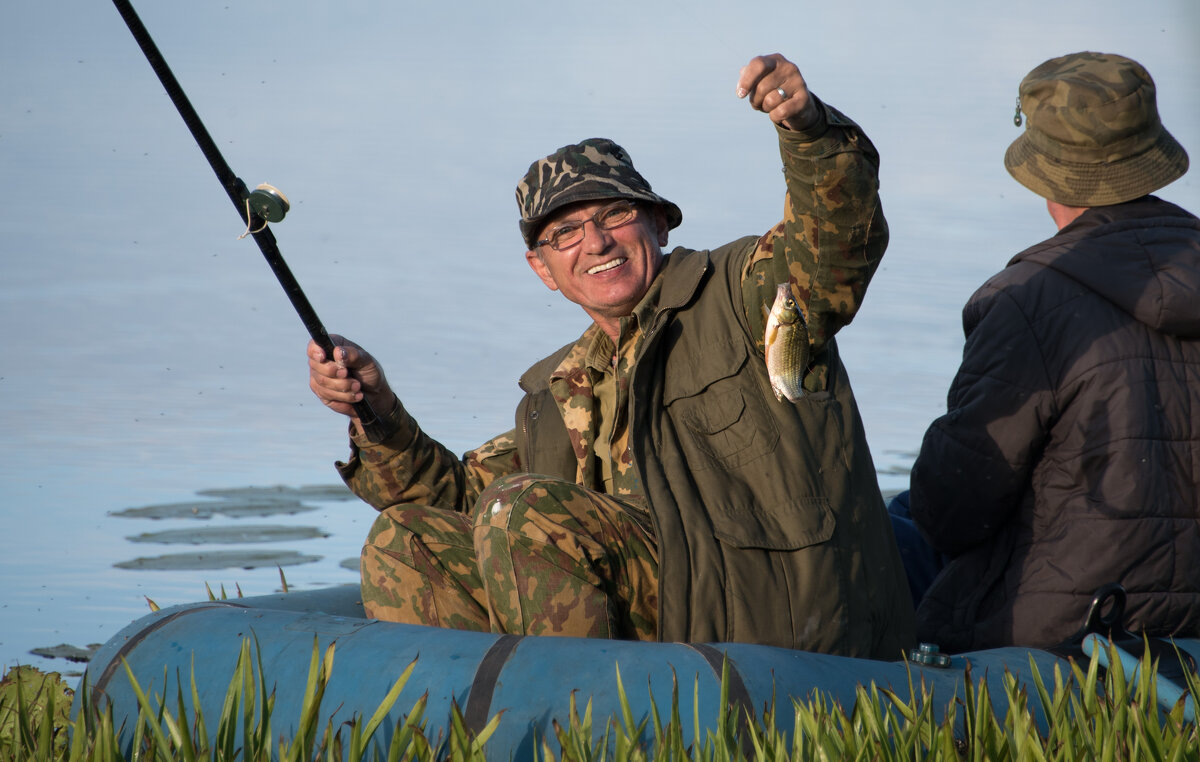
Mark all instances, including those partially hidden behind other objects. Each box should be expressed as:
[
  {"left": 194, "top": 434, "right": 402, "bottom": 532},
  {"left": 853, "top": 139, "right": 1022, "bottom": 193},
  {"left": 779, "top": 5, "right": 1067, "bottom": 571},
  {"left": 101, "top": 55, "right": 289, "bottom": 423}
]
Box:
[{"left": 578, "top": 218, "right": 613, "bottom": 251}]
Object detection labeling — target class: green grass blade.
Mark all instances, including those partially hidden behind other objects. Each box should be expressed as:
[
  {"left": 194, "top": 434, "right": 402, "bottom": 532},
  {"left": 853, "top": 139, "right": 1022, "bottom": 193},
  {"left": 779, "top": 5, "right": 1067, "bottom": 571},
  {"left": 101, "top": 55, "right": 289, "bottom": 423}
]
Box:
[
  {"left": 119, "top": 660, "right": 177, "bottom": 760},
  {"left": 355, "top": 657, "right": 418, "bottom": 759}
]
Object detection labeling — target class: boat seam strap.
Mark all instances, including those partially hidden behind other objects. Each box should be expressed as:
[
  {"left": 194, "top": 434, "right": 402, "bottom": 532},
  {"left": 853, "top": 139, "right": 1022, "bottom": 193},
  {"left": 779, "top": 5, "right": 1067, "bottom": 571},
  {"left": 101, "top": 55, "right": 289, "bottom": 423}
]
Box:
[{"left": 463, "top": 634, "right": 522, "bottom": 735}]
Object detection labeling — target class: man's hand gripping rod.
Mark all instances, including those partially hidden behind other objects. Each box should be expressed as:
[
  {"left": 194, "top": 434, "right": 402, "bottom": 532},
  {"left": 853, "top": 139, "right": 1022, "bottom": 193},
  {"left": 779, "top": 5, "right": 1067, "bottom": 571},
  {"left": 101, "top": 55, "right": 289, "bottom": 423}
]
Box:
[{"left": 111, "top": 0, "right": 386, "bottom": 440}]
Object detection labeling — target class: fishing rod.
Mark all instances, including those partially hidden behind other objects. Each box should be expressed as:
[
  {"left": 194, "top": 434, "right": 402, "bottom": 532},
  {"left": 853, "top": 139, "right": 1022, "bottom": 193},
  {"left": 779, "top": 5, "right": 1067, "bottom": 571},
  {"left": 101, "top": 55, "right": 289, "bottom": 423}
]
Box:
[{"left": 111, "top": 0, "right": 386, "bottom": 440}]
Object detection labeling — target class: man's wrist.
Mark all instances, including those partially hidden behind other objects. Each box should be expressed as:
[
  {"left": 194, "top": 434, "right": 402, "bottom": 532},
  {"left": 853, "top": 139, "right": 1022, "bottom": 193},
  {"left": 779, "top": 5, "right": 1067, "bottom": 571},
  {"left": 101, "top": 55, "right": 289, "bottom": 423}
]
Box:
[
  {"left": 778, "top": 94, "right": 831, "bottom": 141},
  {"left": 351, "top": 394, "right": 410, "bottom": 446}
]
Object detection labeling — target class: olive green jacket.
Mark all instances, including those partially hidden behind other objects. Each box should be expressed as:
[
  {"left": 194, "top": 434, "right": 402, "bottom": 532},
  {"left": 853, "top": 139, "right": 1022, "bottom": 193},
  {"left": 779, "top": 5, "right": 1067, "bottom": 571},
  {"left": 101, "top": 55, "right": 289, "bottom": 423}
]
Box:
[{"left": 516, "top": 241, "right": 914, "bottom": 657}]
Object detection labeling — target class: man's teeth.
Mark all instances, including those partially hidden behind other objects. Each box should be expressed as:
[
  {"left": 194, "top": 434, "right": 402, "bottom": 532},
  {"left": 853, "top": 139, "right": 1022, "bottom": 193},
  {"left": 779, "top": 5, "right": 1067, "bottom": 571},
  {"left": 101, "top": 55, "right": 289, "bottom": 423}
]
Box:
[{"left": 587, "top": 258, "right": 626, "bottom": 275}]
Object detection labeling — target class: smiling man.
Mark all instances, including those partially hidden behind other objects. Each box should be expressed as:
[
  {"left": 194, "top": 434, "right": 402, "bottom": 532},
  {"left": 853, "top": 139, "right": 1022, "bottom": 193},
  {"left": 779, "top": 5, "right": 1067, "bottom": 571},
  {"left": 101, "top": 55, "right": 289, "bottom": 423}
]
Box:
[
  {"left": 525, "top": 195, "right": 667, "bottom": 342},
  {"left": 308, "top": 53, "right": 914, "bottom": 658}
]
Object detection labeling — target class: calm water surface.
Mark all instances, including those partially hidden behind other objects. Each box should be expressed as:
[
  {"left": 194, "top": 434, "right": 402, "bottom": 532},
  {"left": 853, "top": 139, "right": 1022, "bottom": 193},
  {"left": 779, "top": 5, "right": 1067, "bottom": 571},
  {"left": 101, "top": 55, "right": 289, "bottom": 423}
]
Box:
[{"left": 2, "top": 0, "right": 1198, "bottom": 672}]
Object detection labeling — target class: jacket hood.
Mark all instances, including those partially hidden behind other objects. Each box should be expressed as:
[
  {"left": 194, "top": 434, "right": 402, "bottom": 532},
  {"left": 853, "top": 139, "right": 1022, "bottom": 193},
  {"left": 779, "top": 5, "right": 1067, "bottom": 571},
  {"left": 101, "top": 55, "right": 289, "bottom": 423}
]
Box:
[{"left": 1014, "top": 197, "right": 1200, "bottom": 337}]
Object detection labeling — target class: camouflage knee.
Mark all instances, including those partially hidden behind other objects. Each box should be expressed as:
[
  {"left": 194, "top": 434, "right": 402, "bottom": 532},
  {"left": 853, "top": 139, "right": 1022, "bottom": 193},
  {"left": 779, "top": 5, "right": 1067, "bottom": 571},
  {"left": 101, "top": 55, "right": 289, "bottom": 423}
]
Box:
[
  {"left": 472, "top": 474, "right": 659, "bottom": 639},
  {"left": 360, "top": 504, "right": 489, "bottom": 631}
]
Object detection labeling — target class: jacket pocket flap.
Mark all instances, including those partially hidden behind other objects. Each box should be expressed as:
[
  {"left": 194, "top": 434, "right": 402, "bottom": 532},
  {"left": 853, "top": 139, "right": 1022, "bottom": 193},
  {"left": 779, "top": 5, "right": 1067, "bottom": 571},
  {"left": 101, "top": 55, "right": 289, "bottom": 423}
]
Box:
[
  {"left": 683, "top": 388, "right": 745, "bottom": 434},
  {"left": 662, "top": 339, "right": 747, "bottom": 404},
  {"left": 711, "top": 497, "right": 834, "bottom": 550}
]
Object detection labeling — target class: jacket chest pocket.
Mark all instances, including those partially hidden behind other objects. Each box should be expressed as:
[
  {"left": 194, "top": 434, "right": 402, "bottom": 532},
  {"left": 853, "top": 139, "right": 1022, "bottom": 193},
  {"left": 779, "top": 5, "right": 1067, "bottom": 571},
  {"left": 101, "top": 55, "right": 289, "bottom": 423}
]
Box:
[{"left": 663, "top": 341, "right": 779, "bottom": 471}]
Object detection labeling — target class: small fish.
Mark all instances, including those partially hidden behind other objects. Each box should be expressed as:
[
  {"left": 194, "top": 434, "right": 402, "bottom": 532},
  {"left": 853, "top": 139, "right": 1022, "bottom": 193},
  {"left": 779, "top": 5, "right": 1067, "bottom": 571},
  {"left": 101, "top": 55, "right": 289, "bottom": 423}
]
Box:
[{"left": 763, "top": 283, "right": 809, "bottom": 402}]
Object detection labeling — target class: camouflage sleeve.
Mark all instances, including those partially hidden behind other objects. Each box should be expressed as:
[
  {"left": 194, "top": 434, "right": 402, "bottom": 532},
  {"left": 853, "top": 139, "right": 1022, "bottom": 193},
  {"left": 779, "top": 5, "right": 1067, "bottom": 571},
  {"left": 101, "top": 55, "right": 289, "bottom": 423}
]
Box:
[
  {"left": 741, "top": 96, "right": 889, "bottom": 389},
  {"left": 334, "top": 397, "right": 521, "bottom": 512}
]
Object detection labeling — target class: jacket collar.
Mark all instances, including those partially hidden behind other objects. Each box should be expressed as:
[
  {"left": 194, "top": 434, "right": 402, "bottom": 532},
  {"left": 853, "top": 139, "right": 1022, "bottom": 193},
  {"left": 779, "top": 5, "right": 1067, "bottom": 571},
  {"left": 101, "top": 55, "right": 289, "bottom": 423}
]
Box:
[
  {"left": 1052, "top": 195, "right": 1197, "bottom": 238},
  {"left": 656, "top": 247, "right": 711, "bottom": 315},
  {"left": 1011, "top": 195, "right": 1200, "bottom": 337},
  {"left": 518, "top": 247, "right": 712, "bottom": 393}
]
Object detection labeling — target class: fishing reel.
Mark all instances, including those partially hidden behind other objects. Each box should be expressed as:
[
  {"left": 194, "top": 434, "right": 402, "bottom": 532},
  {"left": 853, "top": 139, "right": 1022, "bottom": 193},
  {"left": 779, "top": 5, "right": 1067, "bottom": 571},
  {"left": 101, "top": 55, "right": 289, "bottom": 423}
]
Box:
[
  {"left": 238, "top": 183, "right": 290, "bottom": 239},
  {"left": 248, "top": 182, "right": 290, "bottom": 223}
]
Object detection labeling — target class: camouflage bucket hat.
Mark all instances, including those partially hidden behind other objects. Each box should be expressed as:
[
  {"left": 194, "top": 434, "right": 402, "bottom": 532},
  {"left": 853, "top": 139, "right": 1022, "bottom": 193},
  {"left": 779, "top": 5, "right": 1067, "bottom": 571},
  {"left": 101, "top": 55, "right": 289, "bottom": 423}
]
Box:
[
  {"left": 516, "top": 137, "right": 683, "bottom": 249},
  {"left": 1004, "top": 51, "right": 1189, "bottom": 207}
]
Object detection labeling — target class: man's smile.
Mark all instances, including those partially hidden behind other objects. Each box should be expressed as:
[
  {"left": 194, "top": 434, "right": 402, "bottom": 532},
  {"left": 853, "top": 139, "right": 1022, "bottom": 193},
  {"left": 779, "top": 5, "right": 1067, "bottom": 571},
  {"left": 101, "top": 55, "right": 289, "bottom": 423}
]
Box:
[{"left": 587, "top": 257, "right": 627, "bottom": 275}]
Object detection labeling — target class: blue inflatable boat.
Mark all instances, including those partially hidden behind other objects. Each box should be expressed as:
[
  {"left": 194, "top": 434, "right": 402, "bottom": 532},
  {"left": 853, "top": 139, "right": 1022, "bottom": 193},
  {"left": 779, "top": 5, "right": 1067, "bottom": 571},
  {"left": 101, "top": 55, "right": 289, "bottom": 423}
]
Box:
[{"left": 73, "top": 583, "right": 1198, "bottom": 760}]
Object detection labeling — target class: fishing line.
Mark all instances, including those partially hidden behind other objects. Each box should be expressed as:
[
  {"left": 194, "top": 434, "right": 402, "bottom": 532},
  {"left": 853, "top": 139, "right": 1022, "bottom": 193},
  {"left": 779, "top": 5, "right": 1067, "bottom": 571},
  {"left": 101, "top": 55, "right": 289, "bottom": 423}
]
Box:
[{"left": 236, "top": 202, "right": 270, "bottom": 240}]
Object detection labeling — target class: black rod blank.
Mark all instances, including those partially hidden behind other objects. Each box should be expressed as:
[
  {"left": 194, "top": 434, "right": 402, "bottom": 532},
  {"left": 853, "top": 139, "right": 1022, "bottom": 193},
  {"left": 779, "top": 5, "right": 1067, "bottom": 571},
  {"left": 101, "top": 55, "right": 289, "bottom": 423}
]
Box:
[{"left": 111, "top": 0, "right": 384, "bottom": 439}]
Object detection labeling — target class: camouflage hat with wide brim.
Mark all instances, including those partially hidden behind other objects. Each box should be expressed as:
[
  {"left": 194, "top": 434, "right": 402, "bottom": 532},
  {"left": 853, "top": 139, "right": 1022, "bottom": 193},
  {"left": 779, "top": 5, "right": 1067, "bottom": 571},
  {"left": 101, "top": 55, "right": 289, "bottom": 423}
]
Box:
[
  {"left": 516, "top": 137, "right": 682, "bottom": 250},
  {"left": 1004, "top": 51, "right": 1189, "bottom": 207}
]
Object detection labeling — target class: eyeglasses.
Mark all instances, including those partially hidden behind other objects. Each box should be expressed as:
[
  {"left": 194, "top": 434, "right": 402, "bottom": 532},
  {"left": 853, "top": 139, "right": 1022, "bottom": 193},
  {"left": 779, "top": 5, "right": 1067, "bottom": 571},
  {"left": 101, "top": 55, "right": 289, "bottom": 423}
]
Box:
[{"left": 536, "top": 200, "right": 640, "bottom": 251}]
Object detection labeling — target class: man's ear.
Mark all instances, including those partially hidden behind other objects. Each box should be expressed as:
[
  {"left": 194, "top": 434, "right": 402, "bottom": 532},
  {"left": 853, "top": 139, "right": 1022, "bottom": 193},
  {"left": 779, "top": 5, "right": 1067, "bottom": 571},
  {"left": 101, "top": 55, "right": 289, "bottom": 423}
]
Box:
[
  {"left": 525, "top": 249, "right": 560, "bottom": 291},
  {"left": 654, "top": 206, "right": 670, "bottom": 247}
]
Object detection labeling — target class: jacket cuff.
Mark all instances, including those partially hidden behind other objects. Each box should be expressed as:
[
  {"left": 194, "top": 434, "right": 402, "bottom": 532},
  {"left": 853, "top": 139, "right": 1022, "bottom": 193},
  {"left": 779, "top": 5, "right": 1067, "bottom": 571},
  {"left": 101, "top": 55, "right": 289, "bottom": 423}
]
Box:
[
  {"left": 351, "top": 395, "right": 416, "bottom": 448},
  {"left": 776, "top": 93, "right": 831, "bottom": 143},
  {"left": 335, "top": 396, "right": 420, "bottom": 480}
]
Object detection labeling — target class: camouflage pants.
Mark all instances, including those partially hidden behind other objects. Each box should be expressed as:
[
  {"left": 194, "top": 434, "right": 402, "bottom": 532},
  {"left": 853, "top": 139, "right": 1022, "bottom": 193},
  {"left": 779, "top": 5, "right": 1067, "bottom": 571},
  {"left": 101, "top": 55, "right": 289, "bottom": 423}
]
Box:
[{"left": 360, "top": 474, "right": 660, "bottom": 639}]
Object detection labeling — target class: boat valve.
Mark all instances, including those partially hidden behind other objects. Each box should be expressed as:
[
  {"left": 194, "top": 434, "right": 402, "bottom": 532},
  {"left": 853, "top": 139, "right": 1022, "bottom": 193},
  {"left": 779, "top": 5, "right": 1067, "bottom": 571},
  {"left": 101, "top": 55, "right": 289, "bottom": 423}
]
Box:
[{"left": 909, "top": 642, "right": 952, "bottom": 668}]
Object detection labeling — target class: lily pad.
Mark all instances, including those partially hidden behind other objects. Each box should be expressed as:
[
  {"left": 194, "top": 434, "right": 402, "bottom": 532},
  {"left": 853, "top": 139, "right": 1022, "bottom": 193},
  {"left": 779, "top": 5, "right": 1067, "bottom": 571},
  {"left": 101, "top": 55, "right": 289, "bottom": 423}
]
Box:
[
  {"left": 114, "top": 549, "right": 321, "bottom": 571},
  {"left": 197, "top": 484, "right": 355, "bottom": 501},
  {"left": 110, "top": 498, "right": 316, "bottom": 520},
  {"left": 27, "top": 643, "right": 100, "bottom": 663},
  {"left": 126, "top": 525, "right": 330, "bottom": 545},
  {"left": 339, "top": 556, "right": 361, "bottom": 572}
]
